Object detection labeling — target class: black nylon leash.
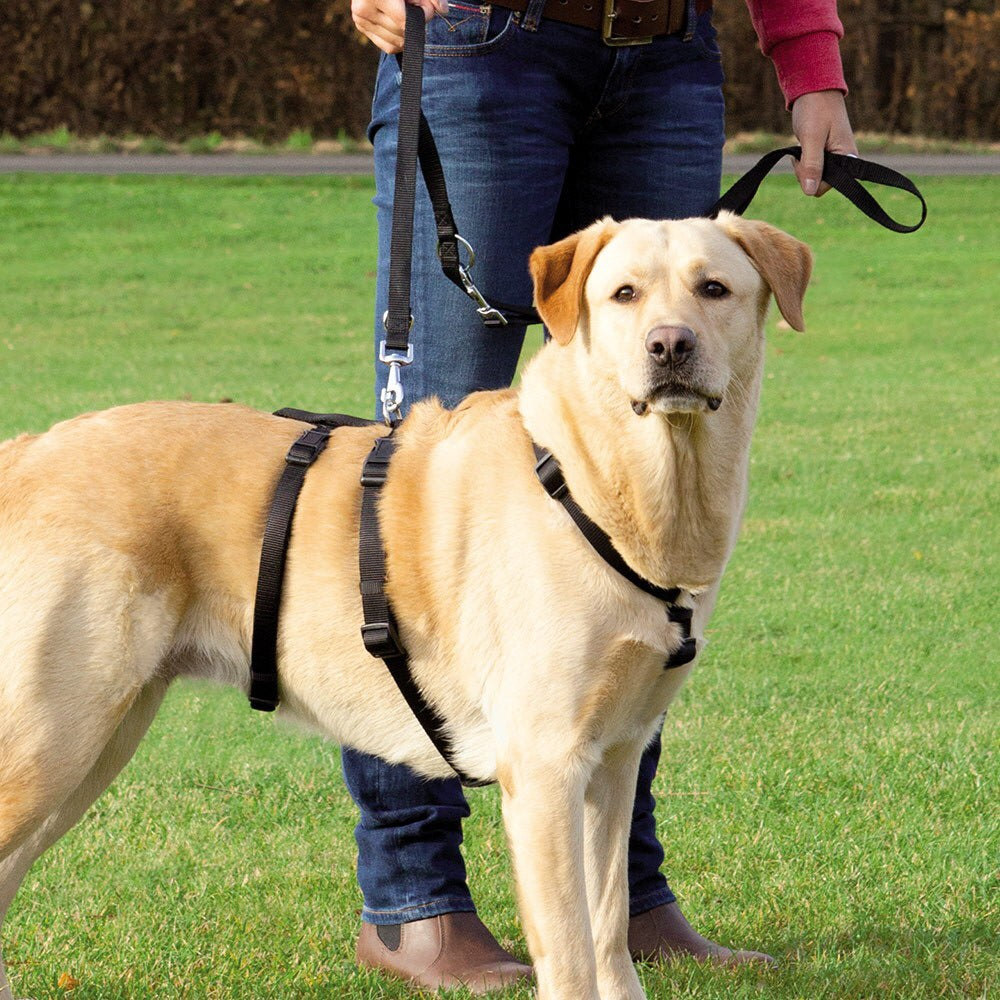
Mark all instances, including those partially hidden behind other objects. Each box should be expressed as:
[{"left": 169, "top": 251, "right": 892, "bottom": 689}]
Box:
[
  {"left": 384, "top": 3, "right": 427, "bottom": 352},
  {"left": 377, "top": 3, "right": 430, "bottom": 424},
  {"left": 389, "top": 6, "right": 542, "bottom": 331},
  {"left": 393, "top": 11, "right": 927, "bottom": 341},
  {"left": 411, "top": 136, "right": 928, "bottom": 326},
  {"left": 709, "top": 145, "right": 927, "bottom": 233}
]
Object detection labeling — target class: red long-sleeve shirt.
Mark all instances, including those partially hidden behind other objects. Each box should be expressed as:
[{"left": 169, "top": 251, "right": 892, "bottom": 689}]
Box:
[{"left": 745, "top": 0, "right": 848, "bottom": 105}]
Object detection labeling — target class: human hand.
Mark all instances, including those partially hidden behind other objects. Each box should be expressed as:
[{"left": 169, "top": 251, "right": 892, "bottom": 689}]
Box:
[
  {"left": 790, "top": 90, "right": 858, "bottom": 197},
  {"left": 352, "top": 0, "right": 448, "bottom": 54}
]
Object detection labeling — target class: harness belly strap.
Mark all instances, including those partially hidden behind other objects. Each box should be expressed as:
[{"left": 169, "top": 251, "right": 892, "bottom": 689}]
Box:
[{"left": 250, "top": 423, "right": 333, "bottom": 711}]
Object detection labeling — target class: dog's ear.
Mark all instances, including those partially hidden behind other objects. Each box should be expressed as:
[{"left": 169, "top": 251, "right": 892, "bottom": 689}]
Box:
[
  {"left": 530, "top": 218, "right": 620, "bottom": 344},
  {"left": 717, "top": 213, "right": 813, "bottom": 332}
]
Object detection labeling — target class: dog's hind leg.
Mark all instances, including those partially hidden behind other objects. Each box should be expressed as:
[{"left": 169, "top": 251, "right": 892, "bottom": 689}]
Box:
[{"left": 0, "top": 679, "right": 168, "bottom": 1000}]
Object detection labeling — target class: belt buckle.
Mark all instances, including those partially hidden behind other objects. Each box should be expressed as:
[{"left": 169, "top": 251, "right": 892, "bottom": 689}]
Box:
[{"left": 602, "top": 0, "right": 654, "bottom": 46}]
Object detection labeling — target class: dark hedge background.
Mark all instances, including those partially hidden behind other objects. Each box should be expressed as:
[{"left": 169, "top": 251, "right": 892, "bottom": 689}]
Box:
[{"left": 1, "top": 0, "right": 997, "bottom": 141}]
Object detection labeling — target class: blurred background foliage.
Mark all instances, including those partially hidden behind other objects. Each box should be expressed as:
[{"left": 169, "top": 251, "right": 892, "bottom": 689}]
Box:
[{"left": 0, "top": 0, "right": 997, "bottom": 142}]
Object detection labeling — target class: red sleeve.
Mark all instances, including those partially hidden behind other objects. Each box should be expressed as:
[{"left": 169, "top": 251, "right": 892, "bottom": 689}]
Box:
[{"left": 743, "top": 0, "right": 848, "bottom": 107}]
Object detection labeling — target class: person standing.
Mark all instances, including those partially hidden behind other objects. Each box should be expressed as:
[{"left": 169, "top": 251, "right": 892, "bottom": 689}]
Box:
[{"left": 346, "top": 0, "right": 857, "bottom": 990}]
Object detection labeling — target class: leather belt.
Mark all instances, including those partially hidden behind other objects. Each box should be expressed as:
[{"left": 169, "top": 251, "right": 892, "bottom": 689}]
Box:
[{"left": 493, "top": 0, "right": 711, "bottom": 46}]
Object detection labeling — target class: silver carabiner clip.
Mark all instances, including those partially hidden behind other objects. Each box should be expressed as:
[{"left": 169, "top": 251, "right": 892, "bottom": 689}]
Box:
[
  {"left": 378, "top": 334, "right": 414, "bottom": 425},
  {"left": 451, "top": 236, "right": 509, "bottom": 327}
]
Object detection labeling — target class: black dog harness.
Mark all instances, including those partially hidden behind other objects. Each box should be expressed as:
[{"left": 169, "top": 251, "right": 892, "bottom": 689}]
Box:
[
  {"left": 249, "top": 411, "right": 697, "bottom": 788},
  {"left": 248, "top": 3, "right": 926, "bottom": 784}
]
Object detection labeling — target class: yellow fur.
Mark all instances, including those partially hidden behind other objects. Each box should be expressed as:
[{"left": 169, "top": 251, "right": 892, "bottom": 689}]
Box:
[{"left": 0, "top": 216, "right": 810, "bottom": 1000}]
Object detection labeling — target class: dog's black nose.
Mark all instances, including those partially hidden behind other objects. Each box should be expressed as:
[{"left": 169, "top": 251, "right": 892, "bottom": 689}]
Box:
[{"left": 645, "top": 325, "right": 697, "bottom": 366}]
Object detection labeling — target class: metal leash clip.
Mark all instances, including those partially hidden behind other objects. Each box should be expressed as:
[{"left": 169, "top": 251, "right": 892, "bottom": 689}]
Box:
[
  {"left": 379, "top": 327, "right": 414, "bottom": 425},
  {"left": 449, "top": 236, "right": 509, "bottom": 327}
]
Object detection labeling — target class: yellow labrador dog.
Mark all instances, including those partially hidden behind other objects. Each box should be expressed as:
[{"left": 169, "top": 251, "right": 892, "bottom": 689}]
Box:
[{"left": 0, "top": 212, "right": 809, "bottom": 1000}]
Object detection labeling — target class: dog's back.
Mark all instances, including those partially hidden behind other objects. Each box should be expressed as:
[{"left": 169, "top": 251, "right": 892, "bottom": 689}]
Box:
[
  {"left": 0, "top": 403, "right": 293, "bottom": 861},
  {"left": 0, "top": 431, "right": 36, "bottom": 503}
]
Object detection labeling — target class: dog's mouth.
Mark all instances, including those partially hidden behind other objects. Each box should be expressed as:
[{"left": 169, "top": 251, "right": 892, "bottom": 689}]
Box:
[{"left": 631, "top": 382, "right": 722, "bottom": 416}]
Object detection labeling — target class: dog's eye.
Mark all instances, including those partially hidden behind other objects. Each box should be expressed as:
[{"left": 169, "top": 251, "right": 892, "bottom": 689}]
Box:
[
  {"left": 613, "top": 285, "right": 637, "bottom": 303},
  {"left": 700, "top": 280, "right": 730, "bottom": 299}
]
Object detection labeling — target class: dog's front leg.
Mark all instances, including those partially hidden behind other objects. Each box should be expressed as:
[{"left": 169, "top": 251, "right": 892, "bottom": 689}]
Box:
[
  {"left": 499, "top": 754, "right": 601, "bottom": 1000},
  {"left": 584, "top": 742, "right": 648, "bottom": 1000}
]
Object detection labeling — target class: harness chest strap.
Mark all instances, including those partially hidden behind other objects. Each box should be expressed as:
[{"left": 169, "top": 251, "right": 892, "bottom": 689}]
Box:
[
  {"left": 359, "top": 433, "right": 495, "bottom": 789},
  {"left": 532, "top": 445, "right": 699, "bottom": 670},
  {"left": 357, "top": 439, "right": 697, "bottom": 790}
]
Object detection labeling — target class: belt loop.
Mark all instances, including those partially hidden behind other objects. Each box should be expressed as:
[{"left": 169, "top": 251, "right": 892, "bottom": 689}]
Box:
[
  {"left": 522, "top": 0, "right": 547, "bottom": 32},
  {"left": 683, "top": 0, "right": 696, "bottom": 40}
]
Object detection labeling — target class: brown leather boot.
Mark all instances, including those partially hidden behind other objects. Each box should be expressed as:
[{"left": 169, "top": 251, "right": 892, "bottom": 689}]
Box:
[
  {"left": 628, "top": 902, "right": 777, "bottom": 967},
  {"left": 356, "top": 911, "right": 533, "bottom": 994}
]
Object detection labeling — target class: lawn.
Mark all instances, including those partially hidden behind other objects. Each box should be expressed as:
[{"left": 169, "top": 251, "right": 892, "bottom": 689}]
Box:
[{"left": 0, "top": 172, "right": 996, "bottom": 999}]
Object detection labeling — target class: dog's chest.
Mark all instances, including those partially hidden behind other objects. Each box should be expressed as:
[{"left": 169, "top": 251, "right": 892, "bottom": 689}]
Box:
[{"left": 577, "top": 630, "right": 695, "bottom": 747}]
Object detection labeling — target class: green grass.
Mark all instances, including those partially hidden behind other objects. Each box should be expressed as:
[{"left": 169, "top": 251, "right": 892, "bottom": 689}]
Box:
[
  {"left": 1, "top": 128, "right": 994, "bottom": 157},
  {"left": 0, "top": 173, "right": 996, "bottom": 999}
]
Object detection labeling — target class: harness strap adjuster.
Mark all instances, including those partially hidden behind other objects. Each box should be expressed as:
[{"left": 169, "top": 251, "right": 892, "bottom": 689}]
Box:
[
  {"left": 285, "top": 426, "right": 331, "bottom": 467},
  {"left": 534, "top": 450, "right": 569, "bottom": 500},
  {"left": 664, "top": 602, "right": 697, "bottom": 669},
  {"left": 360, "top": 436, "right": 396, "bottom": 487},
  {"left": 361, "top": 620, "right": 406, "bottom": 660},
  {"left": 668, "top": 604, "right": 693, "bottom": 628},
  {"left": 665, "top": 635, "right": 698, "bottom": 669}
]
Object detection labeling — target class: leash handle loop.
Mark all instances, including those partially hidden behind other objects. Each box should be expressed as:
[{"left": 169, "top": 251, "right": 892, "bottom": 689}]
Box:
[{"left": 711, "top": 145, "right": 927, "bottom": 233}]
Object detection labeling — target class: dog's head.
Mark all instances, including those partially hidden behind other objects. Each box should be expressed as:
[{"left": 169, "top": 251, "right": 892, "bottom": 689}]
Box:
[{"left": 529, "top": 213, "right": 812, "bottom": 417}]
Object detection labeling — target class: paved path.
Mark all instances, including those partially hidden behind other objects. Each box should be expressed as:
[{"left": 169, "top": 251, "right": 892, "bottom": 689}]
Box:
[{"left": 0, "top": 152, "right": 997, "bottom": 176}]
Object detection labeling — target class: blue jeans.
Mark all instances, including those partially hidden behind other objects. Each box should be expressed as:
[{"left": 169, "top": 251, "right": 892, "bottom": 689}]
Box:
[{"left": 343, "top": 0, "right": 725, "bottom": 926}]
